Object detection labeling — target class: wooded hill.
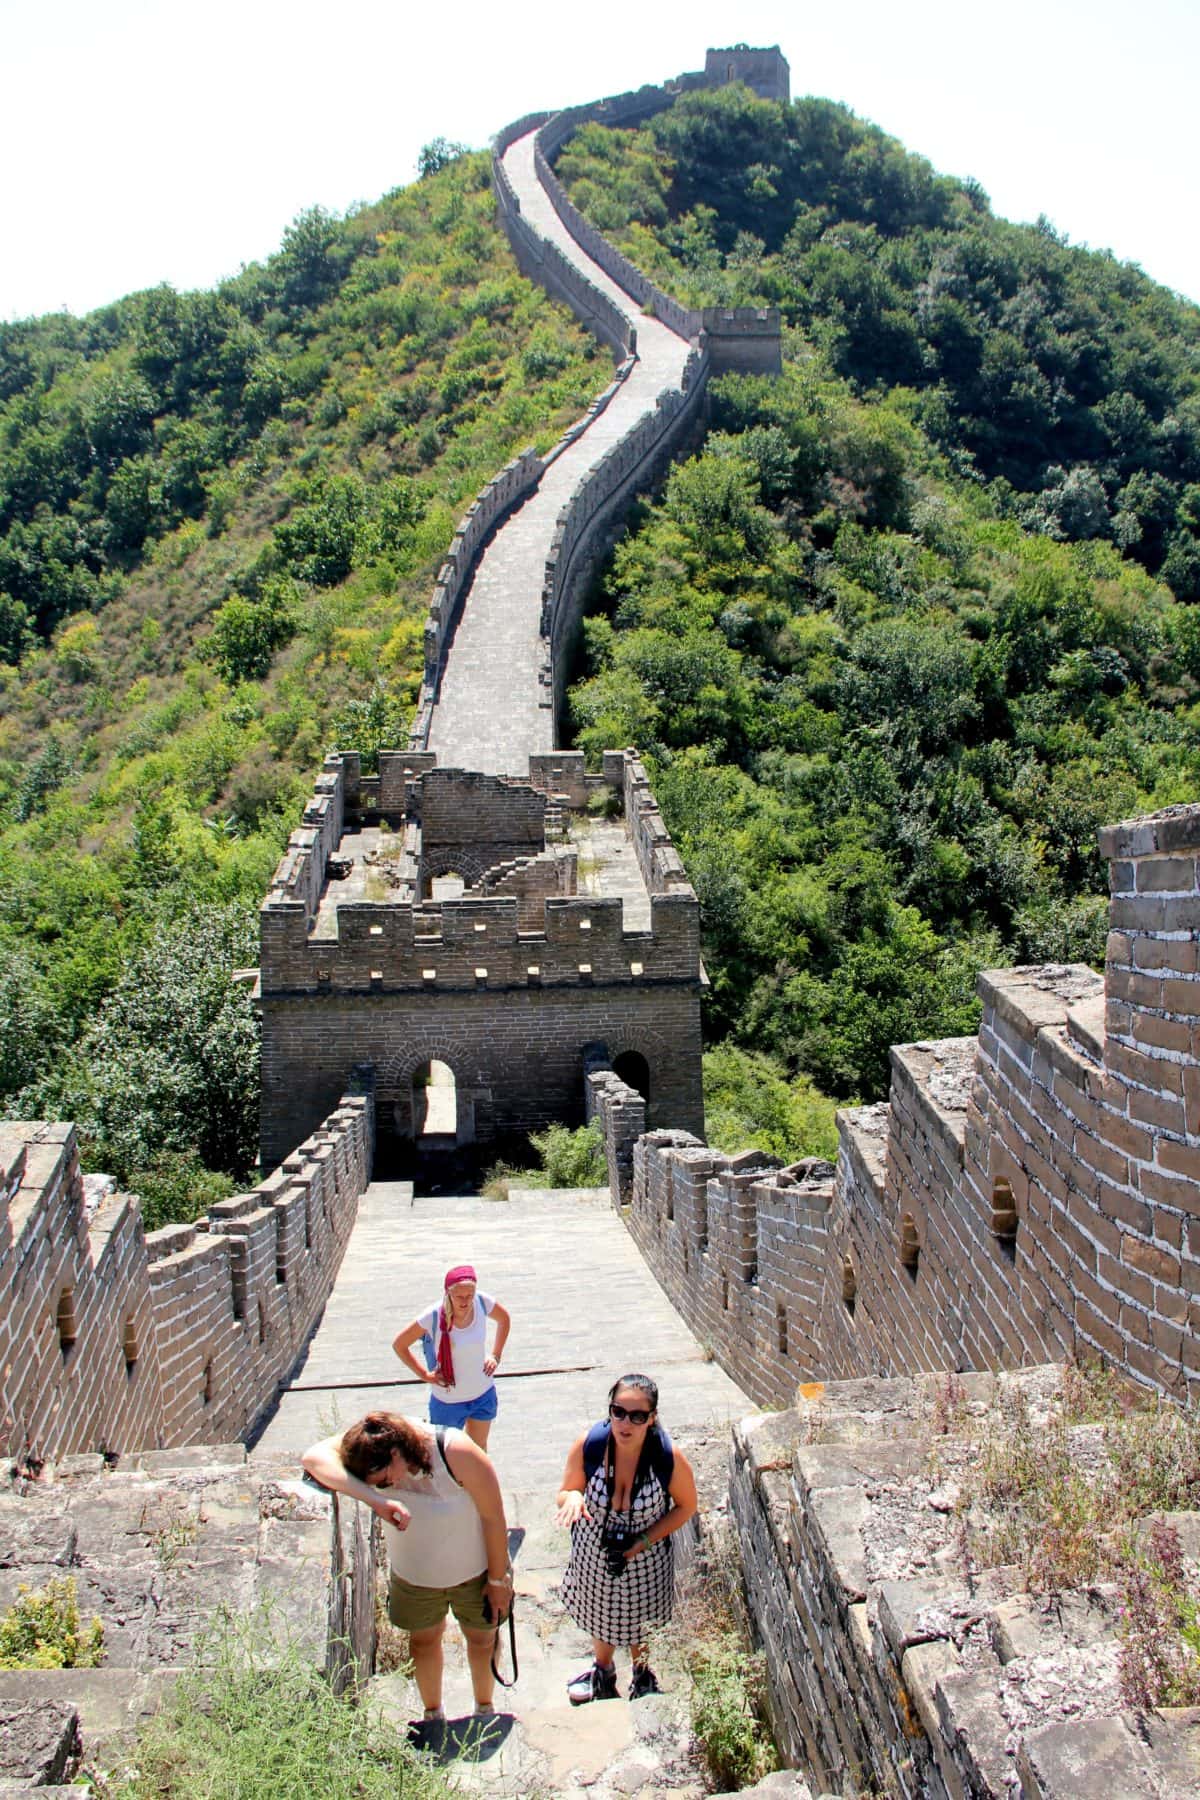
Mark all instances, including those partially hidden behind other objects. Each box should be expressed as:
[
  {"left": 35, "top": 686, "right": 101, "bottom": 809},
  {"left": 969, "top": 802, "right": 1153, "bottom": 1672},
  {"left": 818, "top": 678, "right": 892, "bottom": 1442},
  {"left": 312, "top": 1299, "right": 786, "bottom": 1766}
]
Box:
[
  {"left": 556, "top": 87, "right": 1200, "bottom": 1146},
  {"left": 0, "top": 149, "right": 603, "bottom": 1213},
  {"left": 1, "top": 87, "right": 1198, "bottom": 1202}
]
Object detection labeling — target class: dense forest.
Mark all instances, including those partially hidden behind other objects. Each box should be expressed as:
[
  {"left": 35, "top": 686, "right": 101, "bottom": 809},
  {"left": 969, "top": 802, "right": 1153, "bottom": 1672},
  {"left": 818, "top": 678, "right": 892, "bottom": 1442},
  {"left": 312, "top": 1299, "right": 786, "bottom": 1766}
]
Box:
[
  {"left": 2, "top": 83, "right": 1198, "bottom": 1202},
  {"left": 0, "top": 148, "right": 603, "bottom": 1213},
  {"left": 558, "top": 87, "right": 1200, "bottom": 1133}
]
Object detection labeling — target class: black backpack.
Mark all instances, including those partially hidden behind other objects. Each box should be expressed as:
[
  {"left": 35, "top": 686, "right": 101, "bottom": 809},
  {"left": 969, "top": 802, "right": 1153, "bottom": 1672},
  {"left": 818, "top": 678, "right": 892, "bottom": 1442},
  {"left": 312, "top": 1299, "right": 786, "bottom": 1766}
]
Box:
[{"left": 582, "top": 1419, "right": 674, "bottom": 1495}]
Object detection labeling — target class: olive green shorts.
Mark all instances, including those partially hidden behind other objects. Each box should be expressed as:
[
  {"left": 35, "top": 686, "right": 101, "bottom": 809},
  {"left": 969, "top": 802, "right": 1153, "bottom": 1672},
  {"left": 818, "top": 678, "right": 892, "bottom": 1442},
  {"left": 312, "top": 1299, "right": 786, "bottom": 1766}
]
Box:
[{"left": 387, "top": 1568, "right": 490, "bottom": 1633}]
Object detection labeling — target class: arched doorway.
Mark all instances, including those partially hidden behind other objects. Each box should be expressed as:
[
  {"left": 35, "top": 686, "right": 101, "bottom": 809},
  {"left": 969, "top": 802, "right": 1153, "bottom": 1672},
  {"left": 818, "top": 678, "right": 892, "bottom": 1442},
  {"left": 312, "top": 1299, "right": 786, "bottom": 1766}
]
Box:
[
  {"left": 613, "top": 1050, "right": 650, "bottom": 1115},
  {"left": 428, "top": 871, "right": 466, "bottom": 901},
  {"left": 412, "top": 1058, "right": 457, "bottom": 1137}
]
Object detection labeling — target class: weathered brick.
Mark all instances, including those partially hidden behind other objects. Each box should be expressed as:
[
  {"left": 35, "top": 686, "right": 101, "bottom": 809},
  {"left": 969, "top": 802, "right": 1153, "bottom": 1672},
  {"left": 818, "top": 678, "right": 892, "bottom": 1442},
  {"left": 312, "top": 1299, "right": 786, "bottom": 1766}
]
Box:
[{"left": 1121, "top": 1236, "right": 1181, "bottom": 1285}]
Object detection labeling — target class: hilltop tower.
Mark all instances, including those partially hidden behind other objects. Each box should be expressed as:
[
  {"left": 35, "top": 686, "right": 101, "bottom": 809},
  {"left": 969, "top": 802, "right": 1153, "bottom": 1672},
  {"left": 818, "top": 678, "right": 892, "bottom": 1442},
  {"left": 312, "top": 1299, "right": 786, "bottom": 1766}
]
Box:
[{"left": 705, "top": 44, "right": 791, "bottom": 103}]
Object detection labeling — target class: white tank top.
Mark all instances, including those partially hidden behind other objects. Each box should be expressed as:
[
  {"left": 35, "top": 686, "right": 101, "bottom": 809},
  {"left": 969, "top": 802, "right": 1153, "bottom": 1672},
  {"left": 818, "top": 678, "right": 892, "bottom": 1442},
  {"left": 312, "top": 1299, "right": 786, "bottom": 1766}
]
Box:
[
  {"left": 420, "top": 1291, "right": 495, "bottom": 1404},
  {"left": 380, "top": 1423, "right": 487, "bottom": 1587}
]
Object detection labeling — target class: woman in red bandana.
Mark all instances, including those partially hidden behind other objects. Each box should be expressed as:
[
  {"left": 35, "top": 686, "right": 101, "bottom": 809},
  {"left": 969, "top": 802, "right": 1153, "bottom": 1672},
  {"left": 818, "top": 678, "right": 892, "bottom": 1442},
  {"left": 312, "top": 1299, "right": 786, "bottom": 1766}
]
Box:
[{"left": 393, "top": 1265, "right": 511, "bottom": 1449}]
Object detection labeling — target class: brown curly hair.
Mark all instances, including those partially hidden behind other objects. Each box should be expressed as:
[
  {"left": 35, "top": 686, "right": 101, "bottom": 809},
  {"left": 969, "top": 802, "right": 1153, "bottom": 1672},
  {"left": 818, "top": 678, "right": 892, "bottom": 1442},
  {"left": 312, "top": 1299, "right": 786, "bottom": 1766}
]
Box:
[{"left": 339, "top": 1412, "right": 433, "bottom": 1481}]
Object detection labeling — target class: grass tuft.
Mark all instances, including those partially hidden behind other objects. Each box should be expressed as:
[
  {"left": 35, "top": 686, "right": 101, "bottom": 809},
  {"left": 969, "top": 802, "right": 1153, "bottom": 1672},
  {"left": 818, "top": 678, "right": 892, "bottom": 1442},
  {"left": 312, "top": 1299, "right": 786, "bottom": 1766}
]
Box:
[{"left": 98, "top": 1613, "right": 454, "bottom": 1798}]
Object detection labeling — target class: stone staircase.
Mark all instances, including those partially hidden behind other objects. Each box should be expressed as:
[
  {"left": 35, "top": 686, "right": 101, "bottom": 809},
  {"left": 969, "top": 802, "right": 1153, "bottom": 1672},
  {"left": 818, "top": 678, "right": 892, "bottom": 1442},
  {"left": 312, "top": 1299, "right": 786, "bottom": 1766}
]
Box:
[{"left": 0, "top": 1443, "right": 369, "bottom": 1791}]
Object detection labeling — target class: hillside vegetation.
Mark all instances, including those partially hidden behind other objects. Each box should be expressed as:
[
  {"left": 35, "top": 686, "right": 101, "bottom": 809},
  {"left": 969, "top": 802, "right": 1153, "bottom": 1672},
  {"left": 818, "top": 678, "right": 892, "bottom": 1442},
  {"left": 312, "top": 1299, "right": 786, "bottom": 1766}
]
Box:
[
  {"left": 0, "top": 149, "right": 603, "bottom": 1208},
  {"left": 561, "top": 88, "right": 1200, "bottom": 1102},
  {"left": 4, "top": 86, "right": 1199, "bottom": 1199}
]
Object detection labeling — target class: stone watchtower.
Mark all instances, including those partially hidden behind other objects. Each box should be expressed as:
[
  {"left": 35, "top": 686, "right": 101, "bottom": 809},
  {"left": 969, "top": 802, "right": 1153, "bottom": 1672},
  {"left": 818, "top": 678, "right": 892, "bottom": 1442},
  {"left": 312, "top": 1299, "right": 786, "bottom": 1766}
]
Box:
[
  {"left": 705, "top": 45, "right": 791, "bottom": 104},
  {"left": 257, "top": 749, "right": 706, "bottom": 1172}
]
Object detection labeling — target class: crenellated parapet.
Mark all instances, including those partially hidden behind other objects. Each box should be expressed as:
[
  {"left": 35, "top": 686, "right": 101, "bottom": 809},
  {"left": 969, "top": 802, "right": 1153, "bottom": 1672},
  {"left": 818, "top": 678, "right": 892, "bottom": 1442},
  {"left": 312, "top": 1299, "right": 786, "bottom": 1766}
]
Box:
[
  {"left": 258, "top": 750, "right": 705, "bottom": 1167},
  {"left": 539, "top": 346, "right": 712, "bottom": 697},
  {"left": 606, "top": 750, "right": 695, "bottom": 895},
  {"left": 602, "top": 801, "right": 1200, "bottom": 1406},
  {"left": 0, "top": 1087, "right": 374, "bottom": 1463}
]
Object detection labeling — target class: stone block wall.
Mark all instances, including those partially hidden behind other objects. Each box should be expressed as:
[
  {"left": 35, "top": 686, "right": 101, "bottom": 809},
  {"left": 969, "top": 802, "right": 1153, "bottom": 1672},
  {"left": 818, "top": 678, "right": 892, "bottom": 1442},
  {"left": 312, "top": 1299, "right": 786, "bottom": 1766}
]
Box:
[
  {"left": 477, "top": 845, "right": 577, "bottom": 928},
  {"left": 417, "top": 767, "right": 546, "bottom": 872},
  {"left": 0, "top": 1093, "right": 373, "bottom": 1462},
  {"left": 704, "top": 45, "right": 791, "bottom": 102},
  {"left": 730, "top": 1369, "right": 1200, "bottom": 1798},
  {"left": 492, "top": 144, "right": 635, "bottom": 359},
  {"left": 614, "top": 751, "right": 696, "bottom": 894},
  {"left": 597, "top": 802, "right": 1200, "bottom": 1408},
  {"left": 259, "top": 751, "right": 705, "bottom": 1164},
  {"left": 264, "top": 757, "right": 351, "bottom": 922}
]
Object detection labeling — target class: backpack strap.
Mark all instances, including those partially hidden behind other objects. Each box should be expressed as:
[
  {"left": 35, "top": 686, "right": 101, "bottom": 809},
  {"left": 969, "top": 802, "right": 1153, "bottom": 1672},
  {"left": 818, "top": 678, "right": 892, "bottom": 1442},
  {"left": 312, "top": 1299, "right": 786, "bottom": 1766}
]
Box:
[
  {"left": 434, "top": 1424, "right": 463, "bottom": 1485},
  {"left": 648, "top": 1423, "right": 674, "bottom": 1488},
  {"left": 582, "top": 1420, "right": 610, "bottom": 1482}
]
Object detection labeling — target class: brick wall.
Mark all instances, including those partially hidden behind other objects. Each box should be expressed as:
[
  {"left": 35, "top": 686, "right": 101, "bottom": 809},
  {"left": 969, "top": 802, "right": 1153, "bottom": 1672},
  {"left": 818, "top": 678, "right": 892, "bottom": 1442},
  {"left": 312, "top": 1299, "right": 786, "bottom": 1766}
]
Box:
[
  {"left": 703, "top": 45, "right": 790, "bottom": 102},
  {"left": 259, "top": 753, "right": 705, "bottom": 1165},
  {"left": 261, "top": 984, "right": 703, "bottom": 1170},
  {"left": 598, "top": 802, "right": 1200, "bottom": 1407},
  {"left": 0, "top": 1091, "right": 373, "bottom": 1462}
]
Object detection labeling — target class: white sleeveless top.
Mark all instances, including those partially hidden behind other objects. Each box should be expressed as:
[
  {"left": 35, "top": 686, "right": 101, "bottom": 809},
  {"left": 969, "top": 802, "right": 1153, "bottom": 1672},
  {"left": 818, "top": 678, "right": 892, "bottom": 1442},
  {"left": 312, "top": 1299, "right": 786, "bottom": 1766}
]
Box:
[
  {"left": 380, "top": 1422, "right": 487, "bottom": 1587},
  {"left": 419, "top": 1291, "right": 496, "bottom": 1404}
]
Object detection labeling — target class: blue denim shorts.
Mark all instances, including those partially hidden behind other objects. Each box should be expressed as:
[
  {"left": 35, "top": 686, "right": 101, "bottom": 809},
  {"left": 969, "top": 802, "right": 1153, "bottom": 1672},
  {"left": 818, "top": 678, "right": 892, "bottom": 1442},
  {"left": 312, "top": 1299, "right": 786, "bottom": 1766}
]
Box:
[{"left": 428, "top": 1385, "right": 499, "bottom": 1427}]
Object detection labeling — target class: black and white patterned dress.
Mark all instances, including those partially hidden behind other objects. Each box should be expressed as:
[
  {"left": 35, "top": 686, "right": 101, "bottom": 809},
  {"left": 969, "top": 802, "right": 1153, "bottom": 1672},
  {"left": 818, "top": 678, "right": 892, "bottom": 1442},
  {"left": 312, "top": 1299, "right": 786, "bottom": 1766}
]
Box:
[{"left": 559, "top": 1446, "right": 675, "bottom": 1645}]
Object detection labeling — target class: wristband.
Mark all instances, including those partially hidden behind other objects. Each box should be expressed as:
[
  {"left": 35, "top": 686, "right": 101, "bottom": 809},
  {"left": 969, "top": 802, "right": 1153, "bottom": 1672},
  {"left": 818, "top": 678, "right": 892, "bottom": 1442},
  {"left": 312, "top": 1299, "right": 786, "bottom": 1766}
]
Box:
[{"left": 640, "top": 1532, "right": 652, "bottom": 1550}]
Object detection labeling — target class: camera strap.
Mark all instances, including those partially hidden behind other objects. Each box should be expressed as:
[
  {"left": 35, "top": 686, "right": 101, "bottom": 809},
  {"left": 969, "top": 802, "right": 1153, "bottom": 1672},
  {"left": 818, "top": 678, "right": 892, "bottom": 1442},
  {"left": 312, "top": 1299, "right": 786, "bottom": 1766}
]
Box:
[
  {"left": 435, "top": 1426, "right": 518, "bottom": 1686},
  {"left": 490, "top": 1597, "right": 518, "bottom": 1687}
]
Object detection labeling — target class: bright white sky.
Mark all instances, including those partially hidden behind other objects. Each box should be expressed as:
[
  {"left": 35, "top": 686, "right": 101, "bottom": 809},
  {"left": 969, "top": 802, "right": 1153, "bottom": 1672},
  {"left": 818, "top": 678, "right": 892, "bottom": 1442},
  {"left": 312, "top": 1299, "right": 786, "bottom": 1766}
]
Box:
[{"left": 3, "top": 0, "right": 1198, "bottom": 322}]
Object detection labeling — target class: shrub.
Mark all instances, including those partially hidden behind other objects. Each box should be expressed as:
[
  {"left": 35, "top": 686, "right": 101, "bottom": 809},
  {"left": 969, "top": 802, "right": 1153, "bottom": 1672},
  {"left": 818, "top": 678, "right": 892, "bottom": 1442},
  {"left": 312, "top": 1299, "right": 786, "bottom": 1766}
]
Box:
[
  {"left": 689, "top": 1639, "right": 776, "bottom": 1791},
  {"left": 527, "top": 1121, "right": 606, "bottom": 1187},
  {"left": 0, "top": 1577, "right": 104, "bottom": 1670},
  {"left": 129, "top": 1151, "right": 238, "bottom": 1232}
]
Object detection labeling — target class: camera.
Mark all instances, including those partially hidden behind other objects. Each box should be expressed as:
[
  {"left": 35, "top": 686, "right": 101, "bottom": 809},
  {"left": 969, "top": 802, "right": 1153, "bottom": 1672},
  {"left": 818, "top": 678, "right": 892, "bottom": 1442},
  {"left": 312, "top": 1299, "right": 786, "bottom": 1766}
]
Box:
[{"left": 604, "top": 1535, "right": 630, "bottom": 1579}]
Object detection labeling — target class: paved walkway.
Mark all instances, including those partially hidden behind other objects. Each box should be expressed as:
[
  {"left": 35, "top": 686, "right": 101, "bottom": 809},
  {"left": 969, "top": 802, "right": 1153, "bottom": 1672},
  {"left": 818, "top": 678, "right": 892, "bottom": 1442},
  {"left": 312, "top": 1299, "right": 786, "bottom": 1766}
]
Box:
[
  {"left": 425, "top": 130, "right": 691, "bottom": 776},
  {"left": 253, "top": 1183, "right": 753, "bottom": 1795}
]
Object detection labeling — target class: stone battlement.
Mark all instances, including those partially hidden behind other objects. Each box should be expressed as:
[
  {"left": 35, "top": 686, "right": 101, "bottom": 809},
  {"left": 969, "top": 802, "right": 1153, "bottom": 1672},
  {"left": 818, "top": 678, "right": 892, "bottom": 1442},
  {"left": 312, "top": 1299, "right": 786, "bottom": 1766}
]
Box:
[
  {"left": 732, "top": 1366, "right": 1200, "bottom": 1796},
  {"left": 0, "top": 1090, "right": 373, "bottom": 1464},
  {"left": 602, "top": 801, "right": 1200, "bottom": 1408}
]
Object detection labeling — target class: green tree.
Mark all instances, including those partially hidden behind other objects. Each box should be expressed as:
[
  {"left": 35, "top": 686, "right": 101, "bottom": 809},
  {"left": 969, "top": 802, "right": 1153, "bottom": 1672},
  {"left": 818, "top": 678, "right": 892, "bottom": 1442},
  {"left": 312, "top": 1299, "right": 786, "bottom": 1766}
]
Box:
[{"left": 65, "top": 903, "right": 260, "bottom": 1184}]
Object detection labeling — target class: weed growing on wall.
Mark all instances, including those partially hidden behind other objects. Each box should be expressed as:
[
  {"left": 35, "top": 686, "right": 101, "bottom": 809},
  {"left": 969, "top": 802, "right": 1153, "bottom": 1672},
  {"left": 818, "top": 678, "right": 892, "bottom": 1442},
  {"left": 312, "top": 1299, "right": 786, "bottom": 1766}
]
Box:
[
  {"left": 652, "top": 1516, "right": 778, "bottom": 1791},
  {"left": 0, "top": 1576, "right": 104, "bottom": 1670},
  {"left": 480, "top": 1121, "right": 606, "bottom": 1197},
  {"left": 949, "top": 1363, "right": 1200, "bottom": 1708}
]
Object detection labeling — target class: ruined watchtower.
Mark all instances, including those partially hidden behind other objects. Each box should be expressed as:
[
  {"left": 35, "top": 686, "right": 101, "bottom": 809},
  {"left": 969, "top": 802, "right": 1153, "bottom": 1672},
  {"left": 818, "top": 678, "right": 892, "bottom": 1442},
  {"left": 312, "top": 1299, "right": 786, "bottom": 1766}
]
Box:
[{"left": 257, "top": 748, "right": 705, "bottom": 1171}]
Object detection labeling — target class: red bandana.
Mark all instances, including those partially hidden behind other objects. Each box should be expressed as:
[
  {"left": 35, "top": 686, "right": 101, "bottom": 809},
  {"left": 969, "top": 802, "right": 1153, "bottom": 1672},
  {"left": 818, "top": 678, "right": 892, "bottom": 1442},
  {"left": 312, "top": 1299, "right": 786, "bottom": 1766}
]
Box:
[{"left": 436, "top": 1266, "right": 477, "bottom": 1388}]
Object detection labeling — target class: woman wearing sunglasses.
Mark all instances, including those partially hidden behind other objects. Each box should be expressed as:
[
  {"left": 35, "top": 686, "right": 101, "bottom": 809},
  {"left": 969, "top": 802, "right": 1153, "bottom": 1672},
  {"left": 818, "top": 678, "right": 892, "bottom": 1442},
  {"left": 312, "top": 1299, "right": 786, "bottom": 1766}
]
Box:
[{"left": 554, "top": 1372, "right": 698, "bottom": 1704}]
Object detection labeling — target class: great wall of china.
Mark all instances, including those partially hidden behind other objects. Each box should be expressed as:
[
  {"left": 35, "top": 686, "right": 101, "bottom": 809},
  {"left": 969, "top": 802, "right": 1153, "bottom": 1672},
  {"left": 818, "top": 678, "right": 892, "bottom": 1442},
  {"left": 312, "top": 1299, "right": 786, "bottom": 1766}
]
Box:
[{"left": 2, "top": 44, "right": 1199, "bottom": 1798}]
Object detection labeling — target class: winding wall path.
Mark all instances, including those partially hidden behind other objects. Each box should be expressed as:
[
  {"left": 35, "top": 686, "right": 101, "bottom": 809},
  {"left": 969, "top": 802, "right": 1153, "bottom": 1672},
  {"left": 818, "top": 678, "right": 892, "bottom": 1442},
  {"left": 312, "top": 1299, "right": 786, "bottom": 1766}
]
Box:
[{"left": 424, "top": 131, "right": 692, "bottom": 775}]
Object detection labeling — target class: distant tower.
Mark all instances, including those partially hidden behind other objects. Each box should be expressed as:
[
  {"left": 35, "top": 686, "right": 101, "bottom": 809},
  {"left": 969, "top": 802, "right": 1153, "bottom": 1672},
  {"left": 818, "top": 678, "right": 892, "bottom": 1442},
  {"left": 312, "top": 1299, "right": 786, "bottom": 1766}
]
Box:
[{"left": 705, "top": 45, "right": 791, "bottom": 104}]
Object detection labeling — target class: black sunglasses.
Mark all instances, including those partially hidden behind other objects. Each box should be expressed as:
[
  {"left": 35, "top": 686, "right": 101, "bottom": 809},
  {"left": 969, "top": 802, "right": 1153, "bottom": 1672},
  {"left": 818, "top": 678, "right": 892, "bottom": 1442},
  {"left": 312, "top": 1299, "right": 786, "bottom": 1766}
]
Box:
[{"left": 609, "top": 1402, "right": 652, "bottom": 1425}]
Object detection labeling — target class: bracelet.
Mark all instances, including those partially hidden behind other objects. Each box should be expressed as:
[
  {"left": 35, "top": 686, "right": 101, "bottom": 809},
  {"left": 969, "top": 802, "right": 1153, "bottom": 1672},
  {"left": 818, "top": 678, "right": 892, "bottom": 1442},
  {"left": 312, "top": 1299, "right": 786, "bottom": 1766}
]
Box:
[{"left": 640, "top": 1532, "right": 653, "bottom": 1550}]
